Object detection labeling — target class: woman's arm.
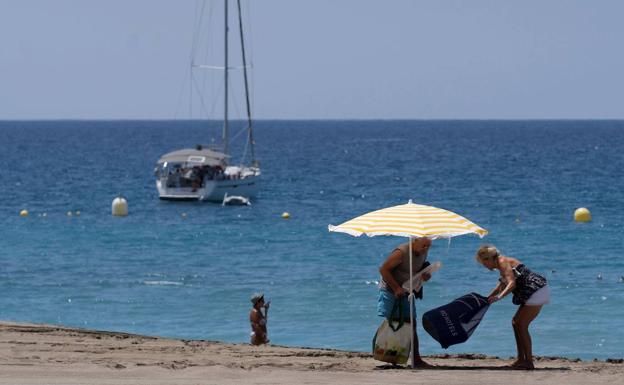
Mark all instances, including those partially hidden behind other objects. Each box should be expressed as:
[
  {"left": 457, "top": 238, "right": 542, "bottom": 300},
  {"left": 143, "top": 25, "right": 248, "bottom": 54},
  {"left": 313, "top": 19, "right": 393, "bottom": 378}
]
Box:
[
  {"left": 487, "top": 281, "right": 503, "bottom": 298},
  {"left": 491, "top": 259, "right": 516, "bottom": 303}
]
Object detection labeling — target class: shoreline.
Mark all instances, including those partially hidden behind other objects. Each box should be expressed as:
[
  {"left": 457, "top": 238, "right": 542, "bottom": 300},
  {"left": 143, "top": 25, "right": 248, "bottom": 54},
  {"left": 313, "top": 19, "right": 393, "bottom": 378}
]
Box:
[{"left": 1, "top": 321, "right": 622, "bottom": 384}]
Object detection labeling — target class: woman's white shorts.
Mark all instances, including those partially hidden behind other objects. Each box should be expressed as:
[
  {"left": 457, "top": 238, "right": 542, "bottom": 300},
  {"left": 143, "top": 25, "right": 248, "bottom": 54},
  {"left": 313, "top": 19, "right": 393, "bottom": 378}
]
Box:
[{"left": 525, "top": 285, "right": 550, "bottom": 306}]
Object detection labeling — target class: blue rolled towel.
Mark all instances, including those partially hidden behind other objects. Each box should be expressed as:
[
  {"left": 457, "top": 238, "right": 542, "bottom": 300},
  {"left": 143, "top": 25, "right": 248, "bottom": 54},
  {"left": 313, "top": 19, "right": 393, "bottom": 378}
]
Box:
[{"left": 422, "top": 292, "right": 490, "bottom": 349}]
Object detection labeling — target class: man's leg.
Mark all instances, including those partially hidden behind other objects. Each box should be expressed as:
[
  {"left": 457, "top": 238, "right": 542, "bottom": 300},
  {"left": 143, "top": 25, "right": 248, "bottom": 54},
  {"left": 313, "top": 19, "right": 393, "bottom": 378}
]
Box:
[{"left": 406, "top": 296, "right": 431, "bottom": 368}]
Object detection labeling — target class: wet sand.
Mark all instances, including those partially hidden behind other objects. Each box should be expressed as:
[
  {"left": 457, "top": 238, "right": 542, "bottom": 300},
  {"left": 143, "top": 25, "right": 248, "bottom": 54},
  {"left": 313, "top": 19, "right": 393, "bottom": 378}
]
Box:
[{"left": 0, "top": 321, "right": 621, "bottom": 385}]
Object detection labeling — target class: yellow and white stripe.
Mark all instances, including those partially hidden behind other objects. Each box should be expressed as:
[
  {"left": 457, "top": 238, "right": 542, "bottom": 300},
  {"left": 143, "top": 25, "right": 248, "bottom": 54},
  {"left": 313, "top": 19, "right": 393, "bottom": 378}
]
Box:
[{"left": 328, "top": 201, "right": 487, "bottom": 239}]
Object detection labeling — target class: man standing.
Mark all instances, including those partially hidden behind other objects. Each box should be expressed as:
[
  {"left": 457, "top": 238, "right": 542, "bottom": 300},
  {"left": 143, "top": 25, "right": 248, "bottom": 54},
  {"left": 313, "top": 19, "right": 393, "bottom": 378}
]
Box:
[{"left": 378, "top": 237, "right": 432, "bottom": 367}]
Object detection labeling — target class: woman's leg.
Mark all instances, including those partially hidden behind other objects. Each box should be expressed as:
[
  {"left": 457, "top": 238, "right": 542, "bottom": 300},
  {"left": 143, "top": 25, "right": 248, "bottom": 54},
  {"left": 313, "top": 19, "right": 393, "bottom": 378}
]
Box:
[
  {"left": 511, "top": 314, "right": 525, "bottom": 366},
  {"left": 512, "top": 305, "right": 543, "bottom": 369}
]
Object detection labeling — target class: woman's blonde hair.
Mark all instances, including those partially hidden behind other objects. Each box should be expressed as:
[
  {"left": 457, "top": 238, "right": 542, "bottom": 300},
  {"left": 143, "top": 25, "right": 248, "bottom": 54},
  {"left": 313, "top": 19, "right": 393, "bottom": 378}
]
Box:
[{"left": 475, "top": 244, "right": 500, "bottom": 263}]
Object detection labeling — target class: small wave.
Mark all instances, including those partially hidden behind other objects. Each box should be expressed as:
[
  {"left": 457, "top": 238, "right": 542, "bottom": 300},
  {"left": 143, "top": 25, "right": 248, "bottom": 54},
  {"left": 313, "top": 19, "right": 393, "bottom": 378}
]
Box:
[{"left": 143, "top": 280, "right": 183, "bottom": 286}]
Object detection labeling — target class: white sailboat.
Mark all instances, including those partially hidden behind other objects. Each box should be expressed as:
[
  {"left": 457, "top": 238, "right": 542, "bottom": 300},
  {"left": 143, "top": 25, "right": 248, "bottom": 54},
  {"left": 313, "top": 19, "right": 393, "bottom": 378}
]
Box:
[{"left": 155, "top": 0, "right": 260, "bottom": 202}]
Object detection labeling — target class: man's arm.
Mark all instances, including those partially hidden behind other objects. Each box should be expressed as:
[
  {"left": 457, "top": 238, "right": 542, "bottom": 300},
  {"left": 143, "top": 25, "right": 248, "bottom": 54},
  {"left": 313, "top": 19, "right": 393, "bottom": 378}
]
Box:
[
  {"left": 379, "top": 249, "right": 407, "bottom": 298},
  {"left": 412, "top": 260, "right": 431, "bottom": 300}
]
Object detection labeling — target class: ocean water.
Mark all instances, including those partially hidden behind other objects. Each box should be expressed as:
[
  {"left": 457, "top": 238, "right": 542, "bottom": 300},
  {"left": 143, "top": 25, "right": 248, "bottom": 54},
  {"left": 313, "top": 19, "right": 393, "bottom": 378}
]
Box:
[{"left": 1, "top": 120, "right": 623, "bottom": 360}]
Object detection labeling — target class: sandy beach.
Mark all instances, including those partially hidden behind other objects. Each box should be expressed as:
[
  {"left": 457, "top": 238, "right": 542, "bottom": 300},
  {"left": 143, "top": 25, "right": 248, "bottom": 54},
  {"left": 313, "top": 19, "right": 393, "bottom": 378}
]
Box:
[{"left": 0, "top": 321, "right": 621, "bottom": 385}]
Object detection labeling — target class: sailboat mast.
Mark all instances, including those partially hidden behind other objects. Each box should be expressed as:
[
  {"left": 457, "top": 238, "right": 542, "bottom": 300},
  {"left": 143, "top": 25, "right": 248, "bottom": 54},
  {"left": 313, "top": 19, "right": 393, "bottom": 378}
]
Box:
[
  {"left": 237, "top": 0, "right": 256, "bottom": 165},
  {"left": 223, "top": 0, "right": 229, "bottom": 156}
]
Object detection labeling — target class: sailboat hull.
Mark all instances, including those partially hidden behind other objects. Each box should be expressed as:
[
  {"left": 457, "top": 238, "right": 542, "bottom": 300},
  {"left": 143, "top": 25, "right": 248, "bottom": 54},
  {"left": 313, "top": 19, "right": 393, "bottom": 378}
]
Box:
[{"left": 157, "top": 174, "right": 259, "bottom": 202}]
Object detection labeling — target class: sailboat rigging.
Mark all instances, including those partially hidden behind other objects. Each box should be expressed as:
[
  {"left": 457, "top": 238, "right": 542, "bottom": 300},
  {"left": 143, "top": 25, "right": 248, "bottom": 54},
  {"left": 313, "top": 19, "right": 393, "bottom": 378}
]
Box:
[{"left": 155, "top": 0, "right": 260, "bottom": 202}]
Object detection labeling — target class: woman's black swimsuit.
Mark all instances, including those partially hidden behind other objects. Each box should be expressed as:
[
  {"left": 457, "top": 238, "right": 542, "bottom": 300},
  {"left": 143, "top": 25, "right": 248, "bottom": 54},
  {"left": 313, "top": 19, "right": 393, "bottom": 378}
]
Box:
[{"left": 511, "top": 264, "right": 547, "bottom": 306}]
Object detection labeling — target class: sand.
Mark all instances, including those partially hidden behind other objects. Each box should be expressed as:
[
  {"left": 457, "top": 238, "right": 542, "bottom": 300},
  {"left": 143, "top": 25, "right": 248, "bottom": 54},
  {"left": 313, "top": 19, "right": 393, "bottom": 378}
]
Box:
[{"left": 0, "top": 321, "right": 621, "bottom": 385}]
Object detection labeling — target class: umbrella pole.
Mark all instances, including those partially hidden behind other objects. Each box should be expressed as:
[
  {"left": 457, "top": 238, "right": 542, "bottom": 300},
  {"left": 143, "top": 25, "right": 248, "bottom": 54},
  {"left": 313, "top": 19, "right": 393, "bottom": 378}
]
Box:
[{"left": 409, "top": 236, "right": 415, "bottom": 369}]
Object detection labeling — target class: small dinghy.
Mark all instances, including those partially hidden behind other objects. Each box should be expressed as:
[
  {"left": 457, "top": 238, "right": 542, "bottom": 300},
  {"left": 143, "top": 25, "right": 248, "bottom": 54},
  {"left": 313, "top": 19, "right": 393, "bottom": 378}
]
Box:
[{"left": 222, "top": 193, "right": 251, "bottom": 206}]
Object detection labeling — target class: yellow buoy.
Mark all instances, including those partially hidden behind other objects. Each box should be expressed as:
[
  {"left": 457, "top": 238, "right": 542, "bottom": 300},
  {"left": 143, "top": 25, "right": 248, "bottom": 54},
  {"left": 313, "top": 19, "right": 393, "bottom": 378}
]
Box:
[
  {"left": 19, "top": 209, "right": 29, "bottom": 217},
  {"left": 574, "top": 207, "right": 591, "bottom": 222},
  {"left": 112, "top": 197, "right": 128, "bottom": 217},
  {"left": 281, "top": 212, "right": 290, "bottom": 219}
]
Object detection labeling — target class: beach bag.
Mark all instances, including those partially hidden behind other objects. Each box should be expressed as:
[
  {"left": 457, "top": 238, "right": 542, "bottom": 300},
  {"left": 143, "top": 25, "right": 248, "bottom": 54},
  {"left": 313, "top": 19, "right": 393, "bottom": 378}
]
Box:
[
  {"left": 372, "top": 300, "right": 411, "bottom": 365},
  {"left": 422, "top": 292, "right": 489, "bottom": 349}
]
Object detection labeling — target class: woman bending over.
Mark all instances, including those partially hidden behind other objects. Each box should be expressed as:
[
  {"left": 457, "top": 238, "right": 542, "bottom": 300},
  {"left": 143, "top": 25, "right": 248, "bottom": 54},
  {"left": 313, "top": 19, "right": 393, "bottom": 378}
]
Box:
[{"left": 475, "top": 245, "right": 549, "bottom": 370}]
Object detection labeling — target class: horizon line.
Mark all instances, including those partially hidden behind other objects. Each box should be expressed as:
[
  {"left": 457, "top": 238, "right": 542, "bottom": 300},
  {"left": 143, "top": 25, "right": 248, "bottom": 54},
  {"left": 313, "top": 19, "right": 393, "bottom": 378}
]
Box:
[{"left": 2, "top": 118, "right": 624, "bottom": 122}]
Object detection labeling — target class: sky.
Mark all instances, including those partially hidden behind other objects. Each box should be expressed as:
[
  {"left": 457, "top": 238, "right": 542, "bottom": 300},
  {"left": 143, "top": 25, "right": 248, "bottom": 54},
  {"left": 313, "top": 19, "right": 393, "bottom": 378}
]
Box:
[{"left": 1, "top": 0, "right": 623, "bottom": 120}]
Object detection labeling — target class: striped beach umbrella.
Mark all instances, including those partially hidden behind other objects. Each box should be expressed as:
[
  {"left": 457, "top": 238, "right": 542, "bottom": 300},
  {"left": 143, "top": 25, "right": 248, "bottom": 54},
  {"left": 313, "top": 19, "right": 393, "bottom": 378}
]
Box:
[
  {"left": 328, "top": 200, "right": 487, "bottom": 368},
  {"left": 328, "top": 200, "right": 487, "bottom": 239}
]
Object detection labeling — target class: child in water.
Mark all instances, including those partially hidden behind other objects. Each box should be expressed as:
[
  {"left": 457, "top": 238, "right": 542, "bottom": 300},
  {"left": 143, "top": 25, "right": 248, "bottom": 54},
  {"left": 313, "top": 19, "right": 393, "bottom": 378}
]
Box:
[{"left": 249, "top": 292, "right": 270, "bottom": 345}]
